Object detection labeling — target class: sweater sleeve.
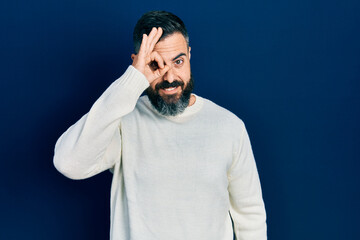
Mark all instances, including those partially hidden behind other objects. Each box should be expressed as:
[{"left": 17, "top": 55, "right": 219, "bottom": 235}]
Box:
[
  {"left": 228, "top": 124, "right": 267, "bottom": 240},
  {"left": 53, "top": 65, "right": 149, "bottom": 180}
]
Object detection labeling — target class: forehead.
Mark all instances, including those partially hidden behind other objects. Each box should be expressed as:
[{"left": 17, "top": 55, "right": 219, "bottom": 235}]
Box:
[{"left": 154, "top": 33, "right": 188, "bottom": 58}]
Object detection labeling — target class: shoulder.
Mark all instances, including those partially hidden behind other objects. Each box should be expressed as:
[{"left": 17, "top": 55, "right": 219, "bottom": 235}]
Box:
[
  {"left": 200, "top": 96, "right": 245, "bottom": 129},
  {"left": 198, "top": 96, "right": 249, "bottom": 153}
]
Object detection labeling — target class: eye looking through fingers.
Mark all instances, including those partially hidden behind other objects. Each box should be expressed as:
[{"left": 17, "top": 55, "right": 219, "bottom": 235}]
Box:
[
  {"left": 132, "top": 27, "right": 170, "bottom": 82},
  {"left": 149, "top": 61, "right": 159, "bottom": 71},
  {"left": 149, "top": 51, "right": 166, "bottom": 70},
  {"left": 149, "top": 58, "right": 184, "bottom": 71}
]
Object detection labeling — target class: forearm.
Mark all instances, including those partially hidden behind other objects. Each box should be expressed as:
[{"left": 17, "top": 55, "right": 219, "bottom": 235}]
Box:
[
  {"left": 229, "top": 170, "right": 267, "bottom": 240},
  {"left": 228, "top": 125, "right": 267, "bottom": 239},
  {"left": 53, "top": 66, "right": 149, "bottom": 179}
]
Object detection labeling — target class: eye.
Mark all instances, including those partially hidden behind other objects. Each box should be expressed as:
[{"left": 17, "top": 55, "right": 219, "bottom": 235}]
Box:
[{"left": 174, "top": 59, "right": 184, "bottom": 66}]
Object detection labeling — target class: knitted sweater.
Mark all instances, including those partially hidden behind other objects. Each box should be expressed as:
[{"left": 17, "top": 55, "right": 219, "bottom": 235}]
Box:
[{"left": 53, "top": 65, "right": 267, "bottom": 240}]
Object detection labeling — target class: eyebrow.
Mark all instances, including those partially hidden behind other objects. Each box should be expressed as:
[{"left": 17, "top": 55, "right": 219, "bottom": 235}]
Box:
[{"left": 172, "top": 53, "right": 186, "bottom": 61}]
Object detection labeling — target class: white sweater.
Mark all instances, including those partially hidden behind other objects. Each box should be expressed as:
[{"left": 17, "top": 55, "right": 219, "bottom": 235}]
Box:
[{"left": 53, "top": 66, "right": 267, "bottom": 240}]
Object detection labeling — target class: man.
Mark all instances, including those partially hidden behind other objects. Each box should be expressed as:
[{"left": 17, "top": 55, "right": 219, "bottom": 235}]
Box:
[{"left": 54, "top": 11, "right": 267, "bottom": 240}]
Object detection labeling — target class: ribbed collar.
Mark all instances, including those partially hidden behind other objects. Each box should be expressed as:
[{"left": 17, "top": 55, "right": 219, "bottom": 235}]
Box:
[{"left": 141, "top": 94, "right": 204, "bottom": 123}]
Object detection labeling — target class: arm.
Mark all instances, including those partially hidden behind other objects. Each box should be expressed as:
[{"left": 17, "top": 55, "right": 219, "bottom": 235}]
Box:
[
  {"left": 53, "top": 66, "right": 149, "bottom": 179},
  {"left": 54, "top": 27, "right": 169, "bottom": 180},
  {"left": 228, "top": 125, "right": 267, "bottom": 240}
]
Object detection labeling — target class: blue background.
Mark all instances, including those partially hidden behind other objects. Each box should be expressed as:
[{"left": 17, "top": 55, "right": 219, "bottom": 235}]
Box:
[{"left": 1, "top": 0, "right": 359, "bottom": 239}]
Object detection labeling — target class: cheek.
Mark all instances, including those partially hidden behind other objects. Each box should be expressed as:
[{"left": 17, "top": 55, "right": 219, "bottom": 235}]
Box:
[
  {"left": 179, "top": 69, "right": 191, "bottom": 83},
  {"left": 150, "top": 82, "right": 156, "bottom": 89},
  {"left": 175, "top": 65, "right": 191, "bottom": 80},
  {"left": 150, "top": 79, "right": 161, "bottom": 90}
]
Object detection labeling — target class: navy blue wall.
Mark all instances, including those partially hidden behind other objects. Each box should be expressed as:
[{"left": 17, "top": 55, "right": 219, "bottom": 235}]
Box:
[{"left": 1, "top": 0, "right": 359, "bottom": 239}]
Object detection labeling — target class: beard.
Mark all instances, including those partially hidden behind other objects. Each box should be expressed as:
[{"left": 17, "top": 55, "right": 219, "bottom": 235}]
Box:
[{"left": 146, "top": 74, "right": 194, "bottom": 116}]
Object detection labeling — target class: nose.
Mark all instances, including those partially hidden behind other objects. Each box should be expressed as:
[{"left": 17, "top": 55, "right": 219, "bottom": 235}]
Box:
[{"left": 163, "top": 67, "right": 176, "bottom": 83}]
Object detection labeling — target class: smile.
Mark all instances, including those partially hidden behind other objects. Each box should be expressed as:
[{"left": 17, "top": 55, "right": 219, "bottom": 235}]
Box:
[
  {"left": 164, "top": 87, "right": 176, "bottom": 91},
  {"left": 160, "top": 86, "right": 180, "bottom": 94}
]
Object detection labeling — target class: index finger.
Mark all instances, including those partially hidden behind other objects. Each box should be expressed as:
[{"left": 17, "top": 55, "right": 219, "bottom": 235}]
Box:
[{"left": 148, "top": 27, "right": 163, "bottom": 53}]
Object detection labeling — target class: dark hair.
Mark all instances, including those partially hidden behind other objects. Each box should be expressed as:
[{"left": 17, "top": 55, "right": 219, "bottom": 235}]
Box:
[{"left": 133, "top": 11, "right": 189, "bottom": 54}]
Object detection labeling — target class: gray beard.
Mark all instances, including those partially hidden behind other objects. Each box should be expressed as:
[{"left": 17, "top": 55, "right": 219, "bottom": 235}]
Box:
[{"left": 146, "top": 75, "right": 194, "bottom": 116}]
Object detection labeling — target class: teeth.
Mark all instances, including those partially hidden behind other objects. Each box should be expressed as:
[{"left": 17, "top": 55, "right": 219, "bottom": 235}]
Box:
[{"left": 164, "top": 87, "right": 176, "bottom": 91}]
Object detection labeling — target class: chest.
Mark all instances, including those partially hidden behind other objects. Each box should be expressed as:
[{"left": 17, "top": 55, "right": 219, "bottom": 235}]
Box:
[{"left": 120, "top": 111, "right": 235, "bottom": 200}]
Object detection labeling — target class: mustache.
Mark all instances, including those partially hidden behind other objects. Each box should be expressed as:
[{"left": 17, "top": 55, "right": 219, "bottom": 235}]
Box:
[{"left": 155, "top": 80, "right": 184, "bottom": 91}]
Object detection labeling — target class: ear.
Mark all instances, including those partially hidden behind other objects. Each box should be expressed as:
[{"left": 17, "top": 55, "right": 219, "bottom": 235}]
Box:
[
  {"left": 188, "top": 47, "right": 191, "bottom": 60},
  {"left": 131, "top": 54, "right": 136, "bottom": 60}
]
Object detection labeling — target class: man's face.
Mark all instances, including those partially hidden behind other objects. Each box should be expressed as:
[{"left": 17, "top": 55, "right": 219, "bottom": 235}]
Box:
[{"left": 146, "top": 32, "right": 193, "bottom": 116}]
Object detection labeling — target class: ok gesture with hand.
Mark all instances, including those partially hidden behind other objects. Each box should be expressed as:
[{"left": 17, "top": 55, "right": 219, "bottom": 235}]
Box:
[{"left": 131, "top": 27, "right": 170, "bottom": 83}]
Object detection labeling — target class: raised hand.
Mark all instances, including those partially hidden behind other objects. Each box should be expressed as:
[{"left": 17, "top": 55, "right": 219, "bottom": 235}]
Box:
[{"left": 131, "top": 27, "right": 170, "bottom": 83}]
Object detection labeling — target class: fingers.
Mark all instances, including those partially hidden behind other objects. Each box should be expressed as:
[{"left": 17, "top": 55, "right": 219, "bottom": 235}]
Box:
[
  {"left": 133, "top": 27, "right": 165, "bottom": 81},
  {"left": 138, "top": 34, "right": 148, "bottom": 58},
  {"left": 149, "top": 51, "right": 170, "bottom": 78},
  {"left": 157, "top": 64, "right": 170, "bottom": 77},
  {"left": 150, "top": 51, "right": 165, "bottom": 69},
  {"left": 148, "top": 27, "right": 163, "bottom": 53},
  {"left": 146, "top": 27, "right": 158, "bottom": 51},
  {"left": 153, "top": 64, "right": 170, "bottom": 79},
  {"left": 137, "top": 27, "right": 162, "bottom": 61}
]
